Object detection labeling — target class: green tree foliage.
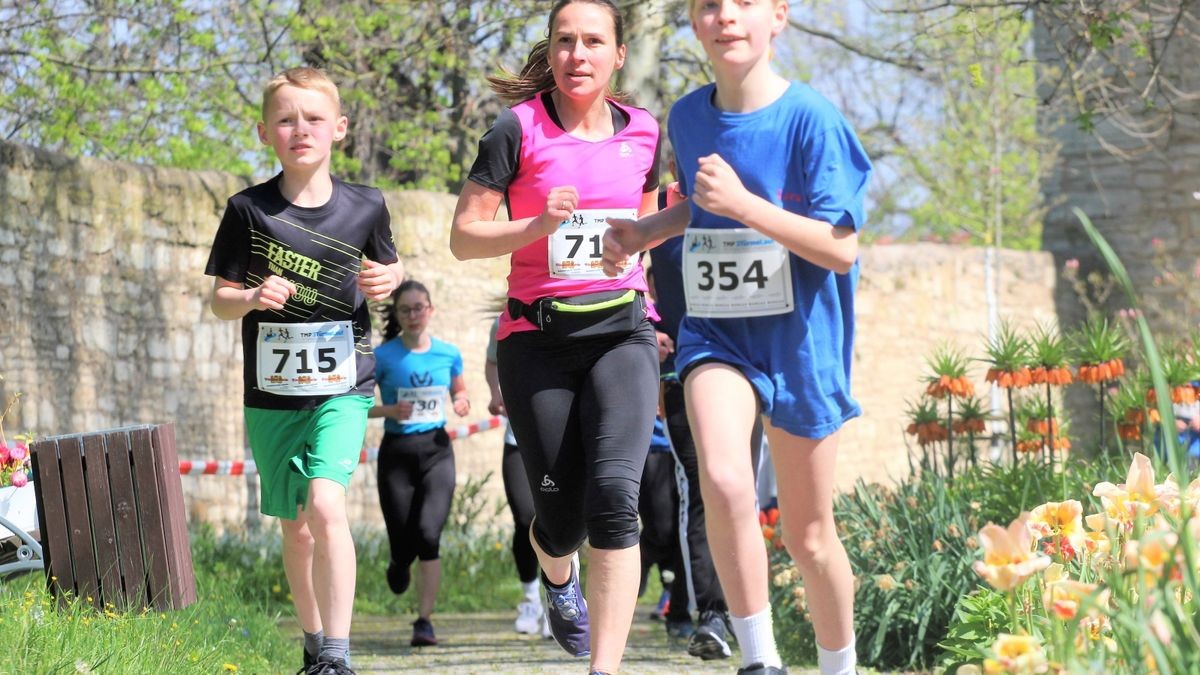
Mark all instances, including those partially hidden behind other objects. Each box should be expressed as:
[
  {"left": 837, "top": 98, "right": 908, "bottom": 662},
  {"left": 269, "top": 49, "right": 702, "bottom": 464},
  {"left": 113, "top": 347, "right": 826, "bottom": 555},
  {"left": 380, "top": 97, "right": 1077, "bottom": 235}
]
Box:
[
  {"left": 900, "top": 9, "right": 1050, "bottom": 250},
  {"left": 0, "top": 0, "right": 297, "bottom": 177}
]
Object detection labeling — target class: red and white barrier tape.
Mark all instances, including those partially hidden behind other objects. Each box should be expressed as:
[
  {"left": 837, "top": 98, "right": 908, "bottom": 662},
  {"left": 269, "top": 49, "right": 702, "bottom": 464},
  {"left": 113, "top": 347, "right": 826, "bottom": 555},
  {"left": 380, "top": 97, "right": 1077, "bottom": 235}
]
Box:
[{"left": 178, "top": 415, "right": 506, "bottom": 476}]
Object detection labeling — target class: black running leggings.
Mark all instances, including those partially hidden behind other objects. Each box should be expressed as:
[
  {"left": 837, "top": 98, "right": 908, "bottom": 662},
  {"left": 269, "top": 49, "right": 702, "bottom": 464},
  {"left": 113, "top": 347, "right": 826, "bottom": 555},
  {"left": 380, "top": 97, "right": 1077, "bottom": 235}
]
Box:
[
  {"left": 376, "top": 428, "right": 456, "bottom": 566},
  {"left": 638, "top": 448, "right": 691, "bottom": 622},
  {"left": 497, "top": 321, "right": 659, "bottom": 555},
  {"left": 501, "top": 441, "right": 539, "bottom": 583}
]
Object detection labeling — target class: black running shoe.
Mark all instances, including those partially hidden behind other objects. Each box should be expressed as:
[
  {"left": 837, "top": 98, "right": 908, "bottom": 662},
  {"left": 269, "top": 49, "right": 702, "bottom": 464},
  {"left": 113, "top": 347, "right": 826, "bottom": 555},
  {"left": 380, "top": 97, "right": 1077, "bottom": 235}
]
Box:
[
  {"left": 411, "top": 617, "right": 438, "bottom": 646},
  {"left": 304, "top": 660, "right": 356, "bottom": 675},
  {"left": 688, "top": 610, "right": 733, "bottom": 660},
  {"left": 387, "top": 560, "right": 411, "bottom": 595},
  {"left": 295, "top": 648, "right": 317, "bottom": 675},
  {"left": 736, "top": 663, "right": 787, "bottom": 674}
]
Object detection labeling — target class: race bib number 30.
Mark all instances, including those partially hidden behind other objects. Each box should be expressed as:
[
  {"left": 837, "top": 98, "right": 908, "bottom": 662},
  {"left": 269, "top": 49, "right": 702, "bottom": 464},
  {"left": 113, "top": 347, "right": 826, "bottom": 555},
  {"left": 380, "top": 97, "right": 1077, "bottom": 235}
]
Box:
[
  {"left": 683, "top": 228, "right": 795, "bottom": 318},
  {"left": 257, "top": 321, "right": 357, "bottom": 396},
  {"left": 397, "top": 386, "right": 447, "bottom": 425},
  {"left": 549, "top": 208, "right": 637, "bottom": 279}
]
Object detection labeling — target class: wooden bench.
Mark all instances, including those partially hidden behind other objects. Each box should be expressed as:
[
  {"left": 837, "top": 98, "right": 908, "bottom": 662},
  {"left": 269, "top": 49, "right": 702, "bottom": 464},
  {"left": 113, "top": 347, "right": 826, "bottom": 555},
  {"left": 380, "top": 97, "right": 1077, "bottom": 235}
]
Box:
[{"left": 30, "top": 423, "right": 196, "bottom": 610}]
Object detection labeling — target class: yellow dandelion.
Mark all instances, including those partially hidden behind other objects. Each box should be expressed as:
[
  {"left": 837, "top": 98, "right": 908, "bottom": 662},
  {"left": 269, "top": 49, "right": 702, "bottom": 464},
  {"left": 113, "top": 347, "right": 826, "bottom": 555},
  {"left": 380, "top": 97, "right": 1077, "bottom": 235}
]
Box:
[
  {"left": 222, "top": 664, "right": 239, "bottom": 673},
  {"left": 272, "top": 584, "right": 282, "bottom": 594}
]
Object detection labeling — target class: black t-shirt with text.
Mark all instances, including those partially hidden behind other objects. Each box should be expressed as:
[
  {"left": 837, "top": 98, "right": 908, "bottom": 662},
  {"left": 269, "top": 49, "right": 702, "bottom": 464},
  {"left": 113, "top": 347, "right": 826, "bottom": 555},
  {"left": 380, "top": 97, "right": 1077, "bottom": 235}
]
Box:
[{"left": 205, "top": 174, "right": 398, "bottom": 410}]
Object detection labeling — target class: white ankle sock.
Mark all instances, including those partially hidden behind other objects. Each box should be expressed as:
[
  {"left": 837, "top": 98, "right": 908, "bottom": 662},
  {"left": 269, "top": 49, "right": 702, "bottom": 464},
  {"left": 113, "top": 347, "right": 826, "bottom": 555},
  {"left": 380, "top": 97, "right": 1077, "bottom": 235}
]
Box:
[
  {"left": 522, "top": 580, "right": 541, "bottom": 603},
  {"left": 730, "top": 607, "right": 782, "bottom": 669},
  {"left": 817, "top": 635, "right": 857, "bottom": 675}
]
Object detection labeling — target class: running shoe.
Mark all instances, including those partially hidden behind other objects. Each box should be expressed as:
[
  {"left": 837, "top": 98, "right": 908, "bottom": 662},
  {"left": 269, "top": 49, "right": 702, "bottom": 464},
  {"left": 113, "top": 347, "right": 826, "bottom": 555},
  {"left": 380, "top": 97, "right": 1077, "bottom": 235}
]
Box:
[
  {"left": 688, "top": 609, "right": 733, "bottom": 660},
  {"left": 410, "top": 617, "right": 438, "bottom": 646},
  {"left": 665, "top": 616, "right": 696, "bottom": 640},
  {"left": 540, "top": 606, "right": 553, "bottom": 639},
  {"left": 304, "top": 660, "right": 356, "bottom": 675},
  {"left": 295, "top": 647, "right": 317, "bottom": 675},
  {"left": 514, "top": 598, "right": 543, "bottom": 634},
  {"left": 735, "top": 664, "right": 788, "bottom": 674},
  {"left": 542, "top": 555, "right": 590, "bottom": 657},
  {"left": 386, "top": 560, "right": 411, "bottom": 595}
]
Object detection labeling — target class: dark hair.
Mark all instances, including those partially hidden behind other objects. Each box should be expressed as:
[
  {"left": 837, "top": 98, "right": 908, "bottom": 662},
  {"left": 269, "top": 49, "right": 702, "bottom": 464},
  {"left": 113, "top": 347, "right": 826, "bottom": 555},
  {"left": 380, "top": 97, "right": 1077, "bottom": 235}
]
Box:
[
  {"left": 487, "top": 0, "right": 628, "bottom": 105},
  {"left": 382, "top": 279, "right": 431, "bottom": 341}
]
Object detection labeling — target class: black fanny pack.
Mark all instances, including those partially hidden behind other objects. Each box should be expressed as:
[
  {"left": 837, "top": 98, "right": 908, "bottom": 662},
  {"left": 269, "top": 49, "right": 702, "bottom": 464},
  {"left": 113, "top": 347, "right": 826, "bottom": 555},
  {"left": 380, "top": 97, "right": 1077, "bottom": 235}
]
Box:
[{"left": 508, "top": 289, "right": 644, "bottom": 339}]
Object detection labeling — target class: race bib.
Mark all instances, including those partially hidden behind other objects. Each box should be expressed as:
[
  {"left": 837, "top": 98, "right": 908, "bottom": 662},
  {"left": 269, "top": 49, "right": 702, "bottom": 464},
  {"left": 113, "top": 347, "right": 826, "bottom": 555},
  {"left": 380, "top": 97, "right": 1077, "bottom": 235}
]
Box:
[
  {"left": 548, "top": 208, "right": 637, "bottom": 279},
  {"left": 397, "top": 386, "right": 446, "bottom": 425},
  {"left": 682, "top": 228, "right": 795, "bottom": 318},
  {"left": 256, "top": 321, "right": 357, "bottom": 396}
]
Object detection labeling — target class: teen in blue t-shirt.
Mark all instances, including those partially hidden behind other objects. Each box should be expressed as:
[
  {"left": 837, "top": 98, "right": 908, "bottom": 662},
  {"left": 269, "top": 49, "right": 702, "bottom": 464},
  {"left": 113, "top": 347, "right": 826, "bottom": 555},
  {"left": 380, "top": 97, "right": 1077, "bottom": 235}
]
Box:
[
  {"left": 369, "top": 280, "right": 469, "bottom": 648},
  {"left": 602, "top": 3, "right": 871, "bottom": 673}
]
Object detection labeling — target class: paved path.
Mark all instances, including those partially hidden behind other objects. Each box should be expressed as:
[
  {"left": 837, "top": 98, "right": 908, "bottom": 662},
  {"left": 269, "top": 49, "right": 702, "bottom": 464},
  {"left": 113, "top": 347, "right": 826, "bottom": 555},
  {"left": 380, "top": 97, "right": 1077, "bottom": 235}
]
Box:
[{"left": 339, "top": 611, "right": 819, "bottom": 674}]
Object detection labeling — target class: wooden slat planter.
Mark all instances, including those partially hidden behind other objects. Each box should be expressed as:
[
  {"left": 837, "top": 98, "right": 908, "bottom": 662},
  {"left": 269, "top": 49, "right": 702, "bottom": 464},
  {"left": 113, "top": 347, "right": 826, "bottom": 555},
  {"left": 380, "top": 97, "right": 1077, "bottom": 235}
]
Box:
[{"left": 30, "top": 423, "right": 196, "bottom": 610}]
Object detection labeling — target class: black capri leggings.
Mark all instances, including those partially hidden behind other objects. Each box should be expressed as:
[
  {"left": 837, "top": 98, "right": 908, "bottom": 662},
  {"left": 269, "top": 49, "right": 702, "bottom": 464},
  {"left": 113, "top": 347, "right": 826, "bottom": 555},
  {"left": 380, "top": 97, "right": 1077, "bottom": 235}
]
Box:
[
  {"left": 502, "top": 441, "right": 539, "bottom": 583},
  {"left": 497, "top": 320, "right": 659, "bottom": 555},
  {"left": 377, "top": 428, "right": 456, "bottom": 568}
]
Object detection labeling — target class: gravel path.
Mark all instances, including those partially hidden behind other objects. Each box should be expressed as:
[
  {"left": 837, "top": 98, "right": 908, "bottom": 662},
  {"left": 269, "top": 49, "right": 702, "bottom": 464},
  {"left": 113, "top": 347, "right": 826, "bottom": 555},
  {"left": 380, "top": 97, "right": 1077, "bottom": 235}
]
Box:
[{"left": 340, "top": 610, "right": 820, "bottom": 674}]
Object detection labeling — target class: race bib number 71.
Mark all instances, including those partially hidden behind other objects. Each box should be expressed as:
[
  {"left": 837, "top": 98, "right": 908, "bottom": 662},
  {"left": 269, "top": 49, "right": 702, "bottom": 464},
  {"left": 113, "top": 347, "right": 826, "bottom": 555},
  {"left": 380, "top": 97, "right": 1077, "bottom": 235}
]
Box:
[
  {"left": 548, "top": 208, "right": 637, "bottom": 279},
  {"left": 682, "top": 228, "right": 794, "bottom": 318}
]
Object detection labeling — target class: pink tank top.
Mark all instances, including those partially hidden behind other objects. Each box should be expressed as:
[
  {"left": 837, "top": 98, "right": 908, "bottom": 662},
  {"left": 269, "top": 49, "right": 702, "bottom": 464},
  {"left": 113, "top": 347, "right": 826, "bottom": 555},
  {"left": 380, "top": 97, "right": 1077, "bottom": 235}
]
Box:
[{"left": 498, "top": 95, "right": 659, "bottom": 339}]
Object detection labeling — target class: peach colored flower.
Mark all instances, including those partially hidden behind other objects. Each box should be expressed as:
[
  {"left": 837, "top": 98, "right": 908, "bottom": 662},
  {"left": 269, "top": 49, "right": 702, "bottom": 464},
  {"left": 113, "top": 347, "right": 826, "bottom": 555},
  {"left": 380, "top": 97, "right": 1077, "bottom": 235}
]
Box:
[
  {"left": 974, "top": 513, "right": 1052, "bottom": 591},
  {"left": 1093, "top": 453, "right": 1161, "bottom": 525},
  {"left": 1028, "top": 500, "right": 1085, "bottom": 550},
  {"left": 1124, "top": 530, "right": 1181, "bottom": 585},
  {"left": 982, "top": 634, "right": 1049, "bottom": 674},
  {"left": 875, "top": 574, "right": 898, "bottom": 592},
  {"left": 1043, "top": 579, "right": 1107, "bottom": 620}
]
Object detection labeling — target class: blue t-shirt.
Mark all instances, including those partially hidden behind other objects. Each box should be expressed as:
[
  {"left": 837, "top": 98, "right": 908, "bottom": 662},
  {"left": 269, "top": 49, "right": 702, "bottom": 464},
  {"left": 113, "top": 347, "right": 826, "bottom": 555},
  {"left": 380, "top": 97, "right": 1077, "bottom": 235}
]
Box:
[
  {"left": 667, "top": 82, "right": 872, "bottom": 438},
  {"left": 648, "top": 235, "right": 685, "bottom": 377},
  {"left": 374, "top": 336, "right": 464, "bottom": 435}
]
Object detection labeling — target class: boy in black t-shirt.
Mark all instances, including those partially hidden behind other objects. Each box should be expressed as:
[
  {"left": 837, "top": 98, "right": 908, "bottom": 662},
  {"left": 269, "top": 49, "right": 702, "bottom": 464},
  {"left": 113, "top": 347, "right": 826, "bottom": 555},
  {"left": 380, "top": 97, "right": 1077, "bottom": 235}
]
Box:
[{"left": 205, "top": 67, "right": 403, "bottom": 675}]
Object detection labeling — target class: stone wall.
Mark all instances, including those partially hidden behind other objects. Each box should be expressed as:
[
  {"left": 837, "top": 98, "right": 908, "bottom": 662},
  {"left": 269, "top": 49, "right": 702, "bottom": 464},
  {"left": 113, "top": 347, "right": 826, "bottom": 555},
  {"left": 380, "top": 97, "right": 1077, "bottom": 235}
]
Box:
[{"left": 0, "top": 141, "right": 1060, "bottom": 529}]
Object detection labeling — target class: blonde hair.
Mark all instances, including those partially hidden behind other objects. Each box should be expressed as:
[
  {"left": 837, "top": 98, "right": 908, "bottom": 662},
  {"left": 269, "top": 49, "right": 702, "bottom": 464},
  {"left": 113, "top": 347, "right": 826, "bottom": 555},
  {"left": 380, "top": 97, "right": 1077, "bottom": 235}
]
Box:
[{"left": 261, "top": 67, "right": 341, "bottom": 119}]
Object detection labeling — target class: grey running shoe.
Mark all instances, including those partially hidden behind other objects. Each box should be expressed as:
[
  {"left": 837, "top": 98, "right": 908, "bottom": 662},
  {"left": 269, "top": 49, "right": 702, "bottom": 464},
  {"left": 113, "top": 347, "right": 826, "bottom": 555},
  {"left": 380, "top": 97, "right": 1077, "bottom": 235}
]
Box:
[
  {"left": 688, "top": 610, "right": 733, "bottom": 660},
  {"left": 410, "top": 617, "right": 438, "bottom": 646},
  {"left": 542, "top": 555, "right": 590, "bottom": 657}
]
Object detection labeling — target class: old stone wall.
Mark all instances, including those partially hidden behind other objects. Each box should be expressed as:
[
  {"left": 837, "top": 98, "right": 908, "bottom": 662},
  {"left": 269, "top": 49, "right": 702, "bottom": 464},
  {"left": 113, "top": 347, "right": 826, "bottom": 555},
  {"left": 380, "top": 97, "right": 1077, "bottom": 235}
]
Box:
[{"left": 0, "top": 141, "right": 1059, "bottom": 529}]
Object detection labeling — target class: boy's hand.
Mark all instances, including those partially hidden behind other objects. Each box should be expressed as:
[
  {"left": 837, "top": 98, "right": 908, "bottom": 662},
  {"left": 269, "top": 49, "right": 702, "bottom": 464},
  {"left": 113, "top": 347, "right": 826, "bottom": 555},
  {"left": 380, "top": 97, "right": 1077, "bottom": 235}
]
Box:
[
  {"left": 252, "top": 275, "right": 297, "bottom": 311},
  {"left": 601, "top": 216, "right": 647, "bottom": 277},
  {"left": 359, "top": 259, "right": 399, "bottom": 301},
  {"left": 538, "top": 186, "right": 579, "bottom": 235},
  {"left": 692, "top": 153, "right": 752, "bottom": 220}
]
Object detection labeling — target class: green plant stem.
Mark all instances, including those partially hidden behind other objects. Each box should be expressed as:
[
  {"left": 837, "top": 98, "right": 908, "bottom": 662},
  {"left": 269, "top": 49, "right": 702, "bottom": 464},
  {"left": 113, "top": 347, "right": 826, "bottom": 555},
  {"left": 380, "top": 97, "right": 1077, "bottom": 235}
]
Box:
[
  {"left": 968, "top": 432, "right": 976, "bottom": 468},
  {"left": 946, "top": 396, "right": 955, "bottom": 480},
  {"left": 1098, "top": 382, "right": 1106, "bottom": 454},
  {"left": 1045, "top": 380, "right": 1054, "bottom": 466},
  {"left": 1008, "top": 387, "right": 1018, "bottom": 466}
]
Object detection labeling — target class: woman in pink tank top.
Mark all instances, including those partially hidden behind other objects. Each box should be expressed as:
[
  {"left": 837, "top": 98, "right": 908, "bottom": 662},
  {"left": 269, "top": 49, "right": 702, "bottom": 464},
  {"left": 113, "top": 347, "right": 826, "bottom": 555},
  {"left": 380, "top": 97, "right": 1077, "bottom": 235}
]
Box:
[{"left": 450, "top": 2, "right": 662, "bottom": 673}]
